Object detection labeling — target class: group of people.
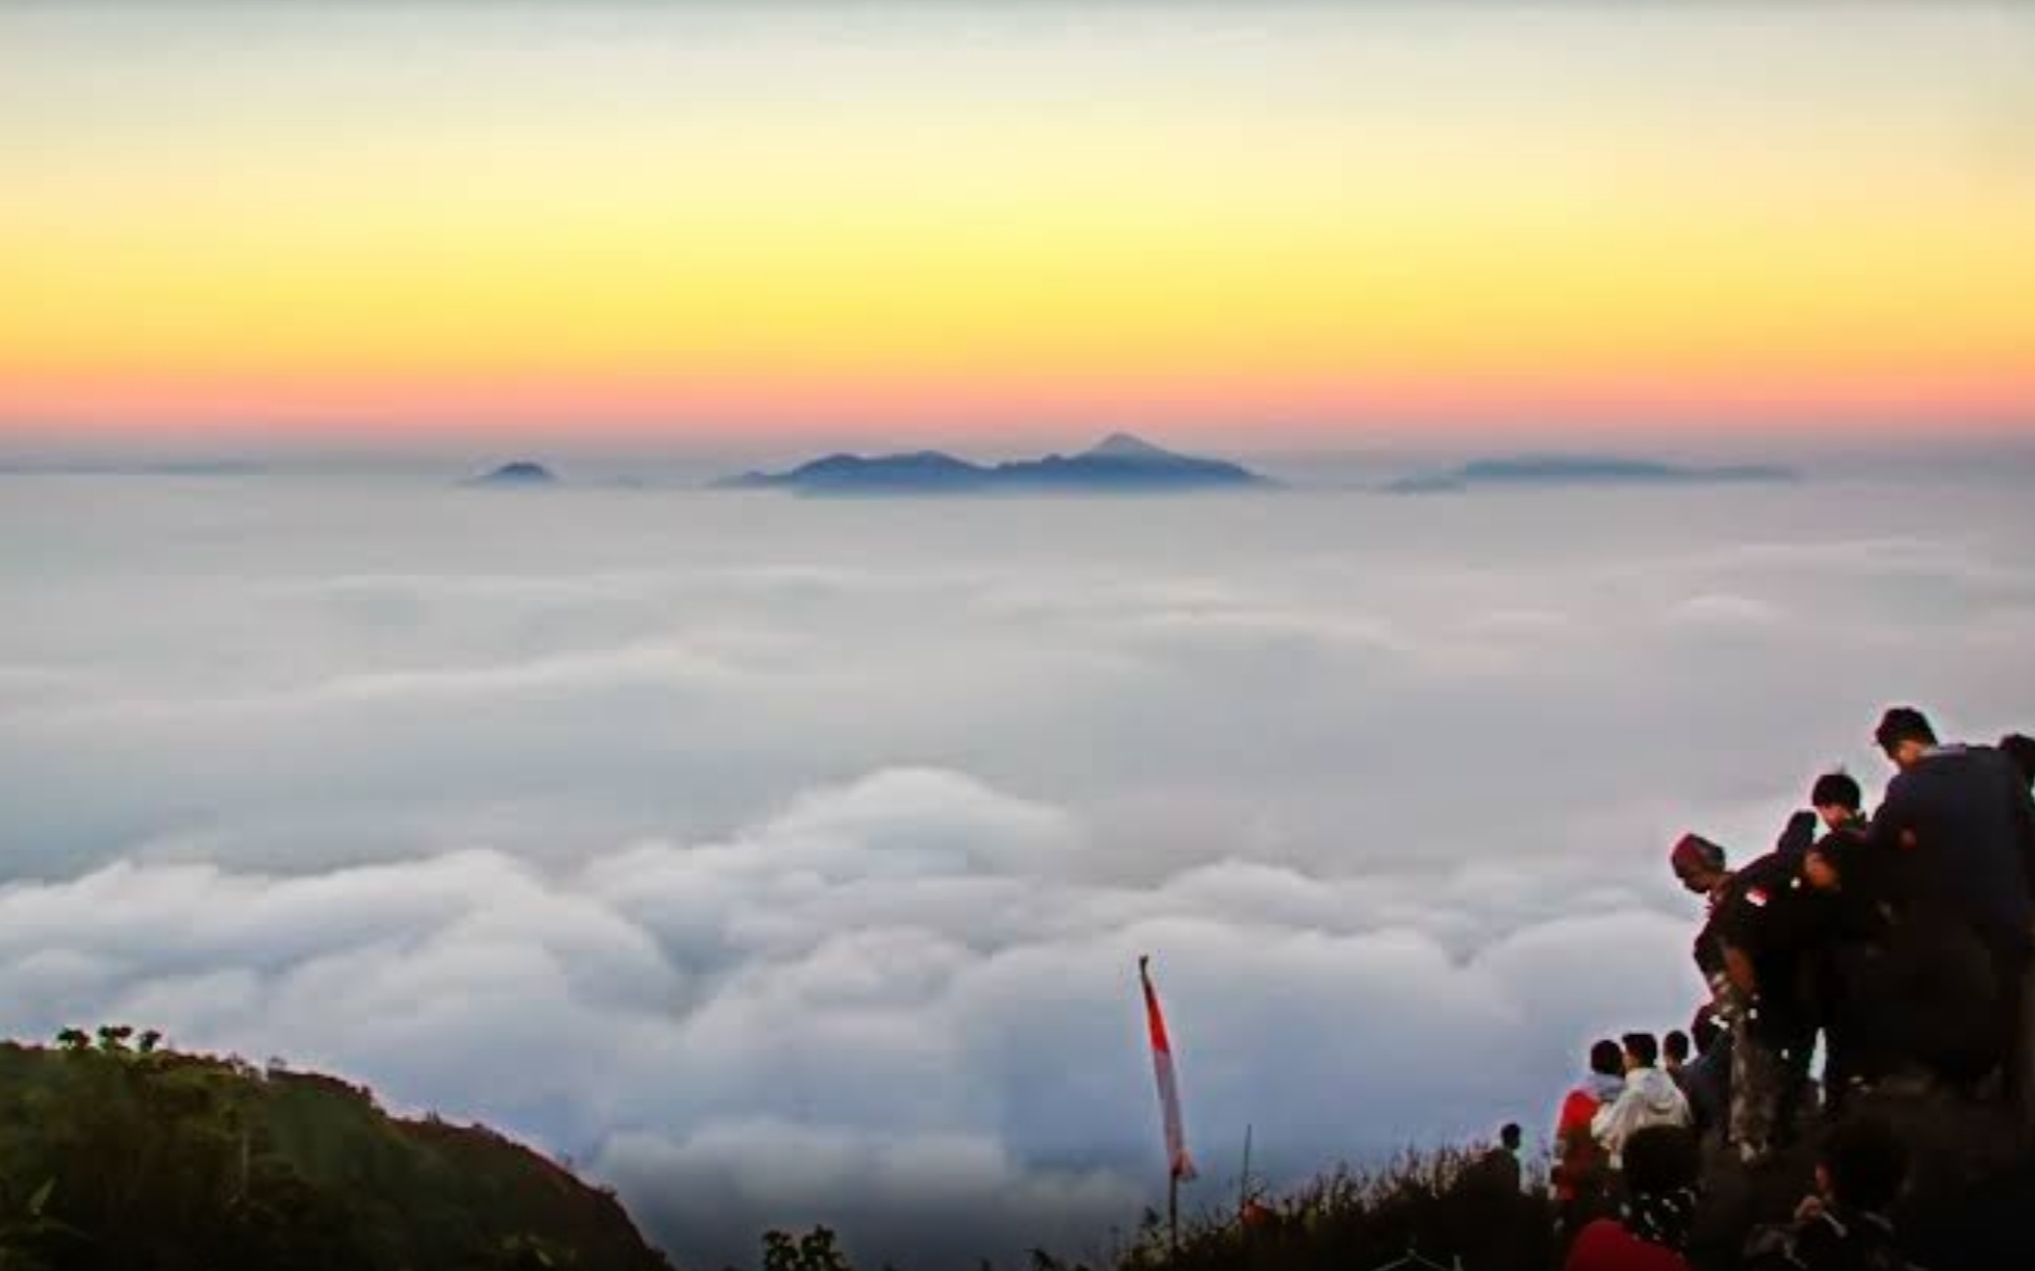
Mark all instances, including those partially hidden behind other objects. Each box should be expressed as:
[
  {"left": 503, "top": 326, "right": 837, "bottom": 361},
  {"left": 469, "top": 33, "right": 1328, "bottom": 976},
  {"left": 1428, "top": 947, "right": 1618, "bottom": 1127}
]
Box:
[{"left": 1550, "top": 707, "right": 2035, "bottom": 1270}]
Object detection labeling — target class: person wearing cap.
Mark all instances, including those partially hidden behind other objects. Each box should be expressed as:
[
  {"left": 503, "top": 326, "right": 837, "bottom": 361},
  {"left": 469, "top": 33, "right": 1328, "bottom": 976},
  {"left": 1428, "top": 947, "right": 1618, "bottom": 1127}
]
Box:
[
  {"left": 1708, "top": 833, "right": 1833, "bottom": 1162},
  {"left": 1671, "top": 833, "right": 1737, "bottom": 1014},
  {"left": 1671, "top": 788, "right": 1849, "bottom": 1163},
  {"left": 1870, "top": 706, "right": 2035, "bottom": 1125}
]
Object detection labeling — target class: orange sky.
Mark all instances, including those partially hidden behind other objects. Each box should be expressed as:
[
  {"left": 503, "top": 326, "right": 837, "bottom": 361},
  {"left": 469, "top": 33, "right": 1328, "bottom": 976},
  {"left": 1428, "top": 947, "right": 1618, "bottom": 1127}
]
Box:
[{"left": 3, "top": 2, "right": 2032, "bottom": 446}]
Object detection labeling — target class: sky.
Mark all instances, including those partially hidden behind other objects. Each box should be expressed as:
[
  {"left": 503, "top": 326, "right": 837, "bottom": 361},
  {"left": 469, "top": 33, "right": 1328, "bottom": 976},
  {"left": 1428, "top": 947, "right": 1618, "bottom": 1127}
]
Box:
[
  {"left": 3, "top": 469, "right": 2034, "bottom": 1264},
  {"left": 2, "top": 0, "right": 2033, "bottom": 450}
]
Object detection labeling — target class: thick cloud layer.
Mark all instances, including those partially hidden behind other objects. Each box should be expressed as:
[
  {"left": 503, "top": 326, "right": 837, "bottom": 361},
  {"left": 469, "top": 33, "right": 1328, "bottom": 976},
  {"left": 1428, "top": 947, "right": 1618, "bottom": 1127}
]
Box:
[{"left": 2, "top": 471, "right": 2031, "bottom": 1265}]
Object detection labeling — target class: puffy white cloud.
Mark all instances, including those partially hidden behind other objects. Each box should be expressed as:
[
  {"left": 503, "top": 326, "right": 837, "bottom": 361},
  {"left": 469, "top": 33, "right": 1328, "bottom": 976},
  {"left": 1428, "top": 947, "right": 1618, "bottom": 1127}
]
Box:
[{"left": 1, "top": 472, "right": 2032, "bottom": 1265}]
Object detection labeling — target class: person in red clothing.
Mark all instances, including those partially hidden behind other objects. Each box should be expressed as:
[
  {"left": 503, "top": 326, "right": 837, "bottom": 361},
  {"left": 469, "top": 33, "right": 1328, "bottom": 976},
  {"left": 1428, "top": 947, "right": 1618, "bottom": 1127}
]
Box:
[
  {"left": 1564, "top": 1124, "right": 1700, "bottom": 1271},
  {"left": 1552, "top": 1038, "right": 1625, "bottom": 1247}
]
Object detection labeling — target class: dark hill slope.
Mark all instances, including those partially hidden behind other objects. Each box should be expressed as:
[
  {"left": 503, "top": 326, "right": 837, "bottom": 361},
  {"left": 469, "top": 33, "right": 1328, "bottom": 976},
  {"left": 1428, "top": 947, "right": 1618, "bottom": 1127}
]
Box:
[{"left": 0, "top": 1040, "right": 669, "bottom": 1271}]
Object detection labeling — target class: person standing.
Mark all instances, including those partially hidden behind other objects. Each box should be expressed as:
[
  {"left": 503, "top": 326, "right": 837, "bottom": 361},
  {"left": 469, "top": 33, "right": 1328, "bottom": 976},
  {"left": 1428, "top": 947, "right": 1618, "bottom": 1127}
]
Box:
[
  {"left": 1662, "top": 1030, "right": 1691, "bottom": 1090},
  {"left": 1591, "top": 1033, "right": 1692, "bottom": 1171},
  {"left": 1679, "top": 1008, "right": 1731, "bottom": 1141},
  {"left": 1871, "top": 707, "right": 2035, "bottom": 1127},
  {"left": 1671, "top": 834, "right": 1737, "bottom": 1017},
  {"left": 1553, "top": 1040, "right": 1625, "bottom": 1243},
  {"left": 1689, "top": 801, "right": 1836, "bottom": 1164}
]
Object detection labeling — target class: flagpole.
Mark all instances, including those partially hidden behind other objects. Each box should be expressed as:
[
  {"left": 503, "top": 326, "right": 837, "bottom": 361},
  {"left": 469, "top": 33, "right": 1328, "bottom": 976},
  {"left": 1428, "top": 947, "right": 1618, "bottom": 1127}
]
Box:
[
  {"left": 1238, "top": 1123, "right": 1253, "bottom": 1224},
  {"left": 1169, "top": 1169, "right": 1180, "bottom": 1258},
  {"left": 1139, "top": 954, "right": 1193, "bottom": 1260}
]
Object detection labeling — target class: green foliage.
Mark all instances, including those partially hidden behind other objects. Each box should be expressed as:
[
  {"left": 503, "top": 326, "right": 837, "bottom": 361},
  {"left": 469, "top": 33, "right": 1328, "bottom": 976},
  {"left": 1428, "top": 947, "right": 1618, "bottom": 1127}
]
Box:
[
  {"left": 0, "top": 1031, "right": 671, "bottom": 1271},
  {"left": 1102, "top": 1146, "right": 1552, "bottom": 1271},
  {"left": 762, "top": 1226, "right": 851, "bottom": 1271}
]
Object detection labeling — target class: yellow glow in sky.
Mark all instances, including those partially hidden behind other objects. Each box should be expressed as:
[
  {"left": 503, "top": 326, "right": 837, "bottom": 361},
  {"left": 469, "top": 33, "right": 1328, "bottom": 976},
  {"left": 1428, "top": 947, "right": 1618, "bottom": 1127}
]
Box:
[{"left": 3, "top": 2, "right": 2032, "bottom": 441}]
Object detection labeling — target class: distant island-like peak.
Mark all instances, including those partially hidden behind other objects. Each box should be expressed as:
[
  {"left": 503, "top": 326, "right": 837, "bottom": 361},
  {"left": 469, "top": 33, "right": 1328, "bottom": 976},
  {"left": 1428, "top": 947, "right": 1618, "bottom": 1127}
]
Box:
[
  {"left": 1387, "top": 452, "right": 1801, "bottom": 494},
  {"left": 469, "top": 461, "right": 559, "bottom": 487},
  {"left": 718, "top": 435, "right": 1271, "bottom": 496}
]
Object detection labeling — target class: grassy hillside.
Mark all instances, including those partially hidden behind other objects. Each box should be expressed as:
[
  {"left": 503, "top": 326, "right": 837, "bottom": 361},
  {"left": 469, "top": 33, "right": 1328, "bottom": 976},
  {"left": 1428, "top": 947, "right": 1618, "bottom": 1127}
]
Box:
[{"left": 0, "top": 1032, "right": 670, "bottom": 1271}]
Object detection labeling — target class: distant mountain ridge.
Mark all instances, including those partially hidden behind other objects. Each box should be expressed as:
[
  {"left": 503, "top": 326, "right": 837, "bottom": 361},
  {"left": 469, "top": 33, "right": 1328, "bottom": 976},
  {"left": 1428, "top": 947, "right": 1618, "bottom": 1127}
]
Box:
[
  {"left": 1388, "top": 453, "right": 1801, "bottom": 493},
  {"left": 719, "top": 434, "right": 1271, "bottom": 495}
]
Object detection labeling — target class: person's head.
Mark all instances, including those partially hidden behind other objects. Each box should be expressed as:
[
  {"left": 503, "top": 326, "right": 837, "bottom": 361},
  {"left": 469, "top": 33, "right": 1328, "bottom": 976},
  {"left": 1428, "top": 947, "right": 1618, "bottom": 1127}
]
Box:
[
  {"left": 1669, "top": 833, "right": 1730, "bottom": 894},
  {"left": 1816, "top": 1117, "right": 1907, "bottom": 1214},
  {"left": 1622, "top": 1124, "right": 1700, "bottom": 1200},
  {"left": 1663, "top": 1030, "right": 1690, "bottom": 1067},
  {"left": 1589, "top": 1038, "right": 1624, "bottom": 1077},
  {"left": 1621, "top": 1031, "right": 1660, "bottom": 1071},
  {"left": 1689, "top": 1009, "right": 1722, "bottom": 1056},
  {"left": 1810, "top": 771, "right": 1863, "bottom": 830},
  {"left": 2001, "top": 733, "right": 2035, "bottom": 791},
  {"left": 1499, "top": 1123, "right": 1522, "bottom": 1152},
  {"left": 1874, "top": 707, "right": 1937, "bottom": 771}
]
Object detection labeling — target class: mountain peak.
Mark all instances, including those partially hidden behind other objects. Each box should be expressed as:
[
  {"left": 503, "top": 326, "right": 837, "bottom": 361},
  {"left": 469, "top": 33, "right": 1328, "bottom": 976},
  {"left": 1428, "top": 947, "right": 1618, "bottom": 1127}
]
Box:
[
  {"left": 1083, "top": 433, "right": 1175, "bottom": 461},
  {"left": 718, "top": 437, "right": 1270, "bottom": 496},
  {"left": 470, "top": 461, "right": 559, "bottom": 487}
]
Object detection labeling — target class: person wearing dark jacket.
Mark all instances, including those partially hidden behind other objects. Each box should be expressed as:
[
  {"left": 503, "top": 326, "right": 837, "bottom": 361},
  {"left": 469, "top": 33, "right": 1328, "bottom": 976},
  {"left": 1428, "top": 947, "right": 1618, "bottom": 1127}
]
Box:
[
  {"left": 1709, "top": 837, "right": 1831, "bottom": 1162},
  {"left": 2002, "top": 733, "right": 2035, "bottom": 792},
  {"left": 1870, "top": 708, "right": 2035, "bottom": 958},
  {"left": 1796, "top": 773, "right": 1886, "bottom": 1104},
  {"left": 1871, "top": 707, "right": 2035, "bottom": 1124},
  {"left": 1671, "top": 833, "right": 1736, "bottom": 1014},
  {"left": 1680, "top": 1007, "right": 1731, "bottom": 1142},
  {"left": 1743, "top": 1116, "right": 1915, "bottom": 1271}
]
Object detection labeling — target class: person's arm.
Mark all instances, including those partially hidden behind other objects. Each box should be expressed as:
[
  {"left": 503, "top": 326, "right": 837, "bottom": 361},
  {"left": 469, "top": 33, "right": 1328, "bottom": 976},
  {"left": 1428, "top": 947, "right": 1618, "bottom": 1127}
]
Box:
[
  {"left": 1867, "top": 775, "right": 1914, "bottom": 854},
  {"left": 1590, "top": 1088, "right": 1631, "bottom": 1149},
  {"left": 1589, "top": 1093, "right": 1616, "bottom": 1142},
  {"left": 1776, "top": 809, "right": 1818, "bottom": 858},
  {"left": 1722, "top": 943, "right": 1759, "bottom": 998}
]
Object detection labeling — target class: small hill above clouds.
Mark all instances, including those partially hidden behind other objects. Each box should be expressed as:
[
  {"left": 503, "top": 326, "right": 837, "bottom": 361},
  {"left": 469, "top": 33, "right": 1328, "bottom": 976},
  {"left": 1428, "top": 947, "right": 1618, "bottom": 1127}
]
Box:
[
  {"left": 468, "top": 460, "right": 560, "bottom": 487},
  {"left": 718, "top": 435, "right": 1271, "bottom": 495},
  {"left": 1388, "top": 453, "right": 1801, "bottom": 493}
]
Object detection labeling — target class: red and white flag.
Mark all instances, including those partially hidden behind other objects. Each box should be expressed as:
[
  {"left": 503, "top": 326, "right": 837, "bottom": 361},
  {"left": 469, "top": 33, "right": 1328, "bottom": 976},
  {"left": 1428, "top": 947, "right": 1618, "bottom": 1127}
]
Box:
[{"left": 1139, "top": 955, "right": 1196, "bottom": 1181}]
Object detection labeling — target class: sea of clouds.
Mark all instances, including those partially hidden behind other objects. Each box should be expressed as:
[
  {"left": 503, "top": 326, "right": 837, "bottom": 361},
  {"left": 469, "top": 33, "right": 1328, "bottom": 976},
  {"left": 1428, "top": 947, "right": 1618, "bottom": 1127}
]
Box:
[{"left": 2, "top": 467, "right": 2032, "bottom": 1265}]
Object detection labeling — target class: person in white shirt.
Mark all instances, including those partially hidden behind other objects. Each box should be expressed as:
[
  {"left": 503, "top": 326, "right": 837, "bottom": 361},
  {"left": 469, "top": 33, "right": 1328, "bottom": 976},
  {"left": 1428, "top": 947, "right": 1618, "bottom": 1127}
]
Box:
[{"left": 1592, "top": 1031, "right": 1693, "bottom": 1170}]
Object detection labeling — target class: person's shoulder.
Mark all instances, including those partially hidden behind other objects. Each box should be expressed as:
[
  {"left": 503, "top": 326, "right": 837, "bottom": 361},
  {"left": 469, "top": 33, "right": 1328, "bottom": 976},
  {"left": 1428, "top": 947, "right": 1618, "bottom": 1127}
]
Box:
[
  {"left": 1723, "top": 852, "right": 1795, "bottom": 912},
  {"left": 1564, "top": 1220, "right": 1689, "bottom": 1271},
  {"left": 1564, "top": 1218, "right": 1626, "bottom": 1261}
]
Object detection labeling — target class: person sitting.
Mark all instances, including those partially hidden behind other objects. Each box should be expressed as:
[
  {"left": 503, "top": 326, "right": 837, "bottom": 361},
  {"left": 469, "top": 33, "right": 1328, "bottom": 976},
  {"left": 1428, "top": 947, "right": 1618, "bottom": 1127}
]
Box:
[
  {"left": 1743, "top": 1116, "right": 1915, "bottom": 1271},
  {"left": 1591, "top": 1032, "right": 1692, "bottom": 1171},
  {"left": 1563, "top": 1124, "right": 1700, "bottom": 1271}
]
